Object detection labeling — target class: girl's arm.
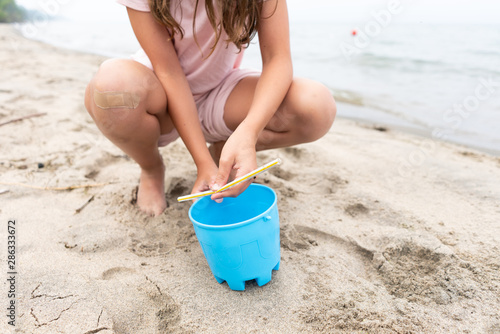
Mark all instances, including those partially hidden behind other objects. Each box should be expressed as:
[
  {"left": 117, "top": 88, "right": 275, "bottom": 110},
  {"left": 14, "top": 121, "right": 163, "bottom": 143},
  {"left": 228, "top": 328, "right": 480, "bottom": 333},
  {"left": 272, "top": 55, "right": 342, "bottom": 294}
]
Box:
[
  {"left": 238, "top": 0, "right": 293, "bottom": 140},
  {"left": 211, "top": 0, "right": 292, "bottom": 199},
  {"left": 127, "top": 9, "right": 217, "bottom": 189}
]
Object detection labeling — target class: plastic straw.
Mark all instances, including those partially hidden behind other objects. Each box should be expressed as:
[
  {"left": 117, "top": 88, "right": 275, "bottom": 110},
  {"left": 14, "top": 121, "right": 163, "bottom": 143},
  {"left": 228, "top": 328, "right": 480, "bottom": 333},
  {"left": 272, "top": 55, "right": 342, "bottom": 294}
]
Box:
[{"left": 177, "top": 158, "right": 282, "bottom": 203}]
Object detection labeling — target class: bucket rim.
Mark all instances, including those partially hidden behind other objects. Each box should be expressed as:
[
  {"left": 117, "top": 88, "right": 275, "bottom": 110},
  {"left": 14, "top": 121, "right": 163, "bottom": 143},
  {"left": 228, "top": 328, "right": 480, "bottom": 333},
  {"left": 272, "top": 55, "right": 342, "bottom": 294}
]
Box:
[{"left": 188, "top": 183, "right": 277, "bottom": 230}]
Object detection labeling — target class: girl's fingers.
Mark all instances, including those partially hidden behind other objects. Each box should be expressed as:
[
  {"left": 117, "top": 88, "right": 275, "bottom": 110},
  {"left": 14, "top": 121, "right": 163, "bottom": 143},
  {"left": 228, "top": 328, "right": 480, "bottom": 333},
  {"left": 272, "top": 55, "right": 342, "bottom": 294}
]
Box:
[
  {"left": 210, "top": 177, "right": 253, "bottom": 200},
  {"left": 211, "top": 160, "right": 232, "bottom": 193}
]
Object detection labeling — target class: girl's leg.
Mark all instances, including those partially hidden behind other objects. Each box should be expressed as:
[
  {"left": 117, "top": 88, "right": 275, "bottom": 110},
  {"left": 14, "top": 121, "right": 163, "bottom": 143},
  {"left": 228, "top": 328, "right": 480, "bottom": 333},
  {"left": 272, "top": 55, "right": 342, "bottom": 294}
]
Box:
[
  {"left": 84, "top": 59, "right": 173, "bottom": 216},
  {"left": 223, "top": 76, "right": 336, "bottom": 150}
]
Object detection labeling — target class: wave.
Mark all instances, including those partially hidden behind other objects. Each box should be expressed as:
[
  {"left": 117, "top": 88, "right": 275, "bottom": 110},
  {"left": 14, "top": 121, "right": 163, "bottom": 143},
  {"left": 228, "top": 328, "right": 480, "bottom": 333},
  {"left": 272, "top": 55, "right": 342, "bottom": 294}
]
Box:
[
  {"left": 354, "top": 52, "right": 448, "bottom": 71},
  {"left": 330, "top": 88, "right": 437, "bottom": 130},
  {"left": 349, "top": 51, "right": 500, "bottom": 77}
]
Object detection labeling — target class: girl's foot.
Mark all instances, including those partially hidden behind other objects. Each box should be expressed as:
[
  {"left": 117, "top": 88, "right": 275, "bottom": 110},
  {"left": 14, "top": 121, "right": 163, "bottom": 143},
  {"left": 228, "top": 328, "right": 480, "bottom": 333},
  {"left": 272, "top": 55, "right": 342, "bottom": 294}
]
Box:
[{"left": 137, "top": 162, "right": 166, "bottom": 216}]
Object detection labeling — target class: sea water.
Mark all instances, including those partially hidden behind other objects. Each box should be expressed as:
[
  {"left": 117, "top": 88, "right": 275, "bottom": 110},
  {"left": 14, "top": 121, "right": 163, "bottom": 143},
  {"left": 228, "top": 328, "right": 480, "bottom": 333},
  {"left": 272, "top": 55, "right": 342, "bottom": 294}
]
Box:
[{"left": 13, "top": 0, "right": 500, "bottom": 155}]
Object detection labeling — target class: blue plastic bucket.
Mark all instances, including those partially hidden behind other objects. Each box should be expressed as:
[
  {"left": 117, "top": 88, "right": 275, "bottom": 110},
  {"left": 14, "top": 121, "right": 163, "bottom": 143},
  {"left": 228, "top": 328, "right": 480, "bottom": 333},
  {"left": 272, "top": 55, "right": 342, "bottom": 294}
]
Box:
[{"left": 189, "top": 184, "right": 280, "bottom": 291}]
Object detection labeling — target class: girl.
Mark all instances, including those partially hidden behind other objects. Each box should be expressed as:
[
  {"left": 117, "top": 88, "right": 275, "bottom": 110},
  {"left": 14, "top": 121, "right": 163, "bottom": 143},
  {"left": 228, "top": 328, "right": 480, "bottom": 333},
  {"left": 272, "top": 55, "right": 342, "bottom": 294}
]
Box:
[{"left": 84, "top": 0, "right": 336, "bottom": 216}]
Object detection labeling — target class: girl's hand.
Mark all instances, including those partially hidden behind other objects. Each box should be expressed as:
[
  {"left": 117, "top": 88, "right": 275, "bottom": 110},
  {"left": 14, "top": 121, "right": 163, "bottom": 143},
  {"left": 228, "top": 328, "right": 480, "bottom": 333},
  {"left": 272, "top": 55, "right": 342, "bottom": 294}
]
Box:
[
  {"left": 191, "top": 161, "right": 219, "bottom": 202},
  {"left": 210, "top": 127, "right": 258, "bottom": 200}
]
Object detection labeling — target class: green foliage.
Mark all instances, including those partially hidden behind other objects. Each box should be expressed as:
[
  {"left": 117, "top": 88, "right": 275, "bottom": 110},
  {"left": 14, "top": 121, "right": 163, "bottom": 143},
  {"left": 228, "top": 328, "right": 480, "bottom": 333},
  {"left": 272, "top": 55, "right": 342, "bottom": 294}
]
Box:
[{"left": 0, "top": 0, "right": 25, "bottom": 23}]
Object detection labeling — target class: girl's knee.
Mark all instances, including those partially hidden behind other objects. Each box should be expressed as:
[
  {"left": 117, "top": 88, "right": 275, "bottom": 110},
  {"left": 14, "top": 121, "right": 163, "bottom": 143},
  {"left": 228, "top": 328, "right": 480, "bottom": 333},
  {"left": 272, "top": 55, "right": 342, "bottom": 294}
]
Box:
[
  {"left": 87, "top": 59, "right": 154, "bottom": 116},
  {"left": 94, "top": 59, "right": 139, "bottom": 92},
  {"left": 92, "top": 59, "right": 165, "bottom": 114},
  {"left": 84, "top": 60, "right": 149, "bottom": 137},
  {"left": 310, "top": 82, "right": 336, "bottom": 128},
  {"left": 289, "top": 79, "right": 336, "bottom": 141}
]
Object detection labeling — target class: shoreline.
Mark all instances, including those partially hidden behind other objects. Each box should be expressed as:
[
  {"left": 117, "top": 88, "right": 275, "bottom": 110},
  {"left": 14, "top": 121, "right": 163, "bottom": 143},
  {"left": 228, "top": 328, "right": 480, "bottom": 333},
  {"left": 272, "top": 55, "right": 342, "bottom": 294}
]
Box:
[
  {"left": 337, "top": 108, "right": 500, "bottom": 157},
  {"left": 1, "top": 24, "right": 500, "bottom": 333}
]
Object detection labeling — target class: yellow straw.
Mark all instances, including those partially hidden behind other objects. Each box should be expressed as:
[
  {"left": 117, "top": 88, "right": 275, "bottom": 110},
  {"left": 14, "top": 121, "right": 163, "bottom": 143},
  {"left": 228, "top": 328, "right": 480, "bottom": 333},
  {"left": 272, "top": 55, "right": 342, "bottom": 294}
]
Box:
[
  {"left": 177, "top": 158, "right": 282, "bottom": 203},
  {"left": 177, "top": 189, "right": 214, "bottom": 202}
]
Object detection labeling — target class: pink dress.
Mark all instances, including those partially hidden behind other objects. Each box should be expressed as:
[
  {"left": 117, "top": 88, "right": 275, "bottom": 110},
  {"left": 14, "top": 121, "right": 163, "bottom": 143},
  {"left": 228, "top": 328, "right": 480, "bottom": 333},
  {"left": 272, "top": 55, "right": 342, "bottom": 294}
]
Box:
[{"left": 117, "top": 0, "right": 246, "bottom": 94}]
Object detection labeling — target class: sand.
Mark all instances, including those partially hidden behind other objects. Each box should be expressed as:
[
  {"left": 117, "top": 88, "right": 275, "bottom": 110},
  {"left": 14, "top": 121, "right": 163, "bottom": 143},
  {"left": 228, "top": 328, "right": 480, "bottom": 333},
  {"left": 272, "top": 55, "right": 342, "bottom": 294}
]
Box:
[{"left": 1, "top": 24, "right": 499, "bottom": 333}]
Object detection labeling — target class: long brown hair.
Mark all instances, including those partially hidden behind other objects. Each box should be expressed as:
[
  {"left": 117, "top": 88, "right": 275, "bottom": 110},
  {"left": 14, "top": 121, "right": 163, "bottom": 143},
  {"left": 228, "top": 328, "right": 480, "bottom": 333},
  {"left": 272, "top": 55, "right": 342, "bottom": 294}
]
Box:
[{"left": 148, "top": 0, "right": 266, "bottom": 53}]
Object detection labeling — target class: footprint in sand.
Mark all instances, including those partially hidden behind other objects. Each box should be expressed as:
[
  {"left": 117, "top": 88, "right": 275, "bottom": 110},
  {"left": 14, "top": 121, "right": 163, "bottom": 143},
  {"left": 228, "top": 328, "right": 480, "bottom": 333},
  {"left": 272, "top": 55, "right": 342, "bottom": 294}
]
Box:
[
  {"left": 283, "top": 225, "right": 494, "bottom": 332},
  {"left": 282, "top": 225, "right": 409, "bottom": 332},
  {"left": 344, "top": 203, "right": 370, "bottom": 217},
  {"left": 101, "top": 267, "right": 136, "bottom": 280},
  {"left": 280, "top": 224, "right": 373, "bottom": 266},
  {"left": 282, "top": 147, "right": 309, "bottom": 160},
  {"left": 291, "top": 225, "right": 484, "bottom": 307},
  {"left": 372, "top": 234, "right": 482, "bottom": 305},
  {"left": 85, "top": 170, "right": 99, "bottom": 180},
  {"left": 97, "top": 267, "right": 182, "bottom": 333},
  {"left": 269, "top": 167, "right": 295, "bottom": 181},
  {"left": 76, "top": 151, "right": 127, "bottom": 182},
  {"left": 280, "top": 224, "right": 317, "bottom": 252},
  {"left": 165, "top": 176, "right": 190, "bottom": 201}
]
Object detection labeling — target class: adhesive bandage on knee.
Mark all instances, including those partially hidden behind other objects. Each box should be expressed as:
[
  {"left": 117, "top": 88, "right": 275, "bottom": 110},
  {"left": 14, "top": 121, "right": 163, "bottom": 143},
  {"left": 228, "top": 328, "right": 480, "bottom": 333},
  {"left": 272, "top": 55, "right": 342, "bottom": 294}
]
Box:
[{"left": 93, "top": 89, "right": 141, "bottom": 109}]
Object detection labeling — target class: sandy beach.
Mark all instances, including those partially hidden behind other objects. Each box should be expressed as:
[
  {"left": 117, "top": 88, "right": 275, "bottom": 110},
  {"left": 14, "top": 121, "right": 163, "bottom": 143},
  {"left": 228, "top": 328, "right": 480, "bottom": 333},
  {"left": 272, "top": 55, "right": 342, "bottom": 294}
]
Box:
[{"left": 1, "top": 24, "right": 500, "bottom": 333}]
